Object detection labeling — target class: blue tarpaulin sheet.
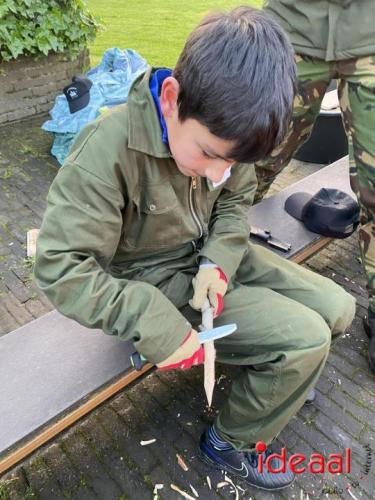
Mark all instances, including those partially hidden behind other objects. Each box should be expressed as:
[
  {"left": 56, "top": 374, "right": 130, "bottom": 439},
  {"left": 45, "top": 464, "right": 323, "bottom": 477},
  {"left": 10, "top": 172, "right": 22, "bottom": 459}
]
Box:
[{"left": 42, "top": 48, "right": 148, "bottom": 164}]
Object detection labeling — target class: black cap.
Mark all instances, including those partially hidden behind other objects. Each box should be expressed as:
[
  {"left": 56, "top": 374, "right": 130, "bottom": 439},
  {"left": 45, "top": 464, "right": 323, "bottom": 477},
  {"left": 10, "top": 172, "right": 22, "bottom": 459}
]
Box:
[
  {"left": 284, "top": 188, "right": 360, "bottom": 239},
  {"left": 63, "top": 75, "right": 92, "bottom": 113}
]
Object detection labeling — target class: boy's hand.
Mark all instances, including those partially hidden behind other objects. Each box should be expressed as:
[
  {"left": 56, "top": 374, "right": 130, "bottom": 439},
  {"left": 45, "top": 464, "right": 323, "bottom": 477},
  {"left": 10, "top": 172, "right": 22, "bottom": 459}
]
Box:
[
  {"left": 157, "top": 329, "right": 204, "bottom": 371},
  {"left": 190, "top": 266, "right": 228, "bottom": 317}
]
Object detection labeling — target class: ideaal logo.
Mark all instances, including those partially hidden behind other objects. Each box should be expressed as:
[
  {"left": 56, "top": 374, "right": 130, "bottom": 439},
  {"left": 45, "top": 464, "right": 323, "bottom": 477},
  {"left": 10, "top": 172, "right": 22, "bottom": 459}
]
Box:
[
  {"left": 256, "top": 441, "right": 373, "bottom": 494},
  {"left": 255, "top": 441, "right": 351, "bottom": 474}
]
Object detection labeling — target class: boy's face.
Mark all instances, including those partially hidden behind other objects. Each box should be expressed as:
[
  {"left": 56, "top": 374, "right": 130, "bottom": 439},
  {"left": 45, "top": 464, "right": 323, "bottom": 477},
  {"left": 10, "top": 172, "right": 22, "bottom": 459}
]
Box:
[{"left": 160, "top": 77, "right": 235, "bottom": 183}]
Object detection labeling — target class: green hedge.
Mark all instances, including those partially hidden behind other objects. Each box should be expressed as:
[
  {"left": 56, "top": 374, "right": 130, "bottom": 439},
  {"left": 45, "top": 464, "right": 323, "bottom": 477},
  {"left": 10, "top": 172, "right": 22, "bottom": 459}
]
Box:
[{"left": 0, "top": 0, "right": 101, "bottom": 62}]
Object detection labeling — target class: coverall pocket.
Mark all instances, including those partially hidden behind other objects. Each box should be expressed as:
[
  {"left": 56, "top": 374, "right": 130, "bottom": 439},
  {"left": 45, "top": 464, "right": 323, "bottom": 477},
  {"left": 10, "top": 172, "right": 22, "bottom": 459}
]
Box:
[{"left": 123, "top": 183, "right": 183, "bottom": 249}]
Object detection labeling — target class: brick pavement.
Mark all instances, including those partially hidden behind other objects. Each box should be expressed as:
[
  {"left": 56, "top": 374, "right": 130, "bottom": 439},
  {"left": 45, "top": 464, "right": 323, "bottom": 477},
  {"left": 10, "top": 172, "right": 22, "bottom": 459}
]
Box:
[{"left": 0, "top": 116, "right": 375, "bottom": 499}]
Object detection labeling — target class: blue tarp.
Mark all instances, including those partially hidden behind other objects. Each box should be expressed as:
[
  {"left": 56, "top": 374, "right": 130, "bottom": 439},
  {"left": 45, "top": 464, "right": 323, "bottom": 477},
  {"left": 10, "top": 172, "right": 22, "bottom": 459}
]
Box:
[{"left": 42, "top": 48, "right": 148, "bottom": 164}]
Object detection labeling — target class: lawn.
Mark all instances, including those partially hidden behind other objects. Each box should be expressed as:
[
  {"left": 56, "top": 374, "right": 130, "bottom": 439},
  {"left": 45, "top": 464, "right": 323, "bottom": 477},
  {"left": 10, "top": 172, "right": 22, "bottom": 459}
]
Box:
[{"left": 88, "top": 0, "right": 263, "bottom": 68}]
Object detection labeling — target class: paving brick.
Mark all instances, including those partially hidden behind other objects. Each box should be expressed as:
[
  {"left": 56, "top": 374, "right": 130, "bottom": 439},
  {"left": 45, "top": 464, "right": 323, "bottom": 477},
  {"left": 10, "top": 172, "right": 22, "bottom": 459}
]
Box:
[
  {"left": 127, "top": 379, "right": 203, "bottom": 452},
  {"left": 60, "top": 429, "right": 121, "bottom": 500},
  {"left": 361, "top": 427, "right": 375, "bottom": 449},
  {"left": 11, "top": 265, "right": 32, "bottom": 284},
  {"left": 111, "top": 392, "right": 203, "bottom": 490},
  {"left": 314, "top": 412, "right": 365, "bottom": 463},
  {"left": 277, "top": 427, "right": 300, "bottom": 449},
  {"left": 2, "top": 272, "right": 33, "bottom": 304},
  {"left": 70, "top": 484, "right": 97, "bottom": 500},
  {"left": 0, "top": 468, "right": 28, "bottom": 500},
  {"left": 315, "top": 376, "right": 334, "bottom": 395},
  {"left": 41, "top": 443, "right": 81, "bottom": 494},
  {"left": 322, "top": 367, "right": 375, "bottom": 415},
  {"left": 0, "top": 246, "right": 11, "bottom": 258},
  {"left": 24, "top": 298, "right": 49, "bottom": 319},
  {"left": 328, "top": 387, "right": 375, "bottom": 430},
  {"left": 2, "top": 291, "right": 33, "bottom": 324},
  {"left": 291, "top": 414, "right": 346, "bottom": 458},
  {"left": 352, "top": 370, "right": 375, "bottom": 396},
  {"left": 79, "top": 417, "right": 153, "bottom": 498},
  {"left": 97, "top": 406, "right": 159, "bottom": 474},
  {"left": 334, "top": 316, "right": 369, "bottom": 351},
  {"left": 304, "top": 389, "right": 365, "bottom": 438},
  {"left": 0, "top": 306, "right": 18, "bottom": 335},
  {"left": 24, "top": 456, "right": 65, "bottom": 500}
]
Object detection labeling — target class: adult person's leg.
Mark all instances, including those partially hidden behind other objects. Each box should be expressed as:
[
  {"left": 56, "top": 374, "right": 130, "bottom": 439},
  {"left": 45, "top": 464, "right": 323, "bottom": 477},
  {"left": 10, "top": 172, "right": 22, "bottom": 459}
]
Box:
[
  {"left": 255, "top": 54, "right": 332, "bottom": 202},
  {"left": 337, "top": 55, "right": 375, "bottom": 371}
]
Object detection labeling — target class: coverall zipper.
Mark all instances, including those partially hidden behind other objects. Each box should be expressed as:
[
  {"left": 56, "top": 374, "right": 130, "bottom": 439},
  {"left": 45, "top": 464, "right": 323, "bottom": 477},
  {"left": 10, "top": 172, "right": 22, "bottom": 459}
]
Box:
[{"left": 189, "top": 176, "right": 204, "bottom": 240}]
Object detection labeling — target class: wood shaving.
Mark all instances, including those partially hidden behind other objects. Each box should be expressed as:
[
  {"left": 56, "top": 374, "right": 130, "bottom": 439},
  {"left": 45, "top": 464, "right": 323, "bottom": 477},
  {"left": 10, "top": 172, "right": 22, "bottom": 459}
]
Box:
[
  {"left": 224, "top": 475, "right": 239, "bottom": 500},
  {"left": 347, "top": 490, "right": 359, "bottom": 500},
  {"left": 206, "top": 475, "right": 212, "bottom": 490},
  {"left": 170, "top": 483, "right": 195, "bottom": 500},
  {"left": 153, "top": 483, "right": 163, "bottom": 500},
  {"left": 189, "top": 484, "right": 199, "bottom": 497},
  {"left": 140, "top": 439, "right": 156, "bottom": 445},
  {"left": 153, "top": 484, "right": 163, "bottom": 494},
  {"left": 27, "top": 229, "right": 39, "bottom": 258},
  {"left": 217, "top": 482, "right": 229, "bottom": 488},
  {"left": 176, "top": 453, "right": 189, "bottom": 471}
]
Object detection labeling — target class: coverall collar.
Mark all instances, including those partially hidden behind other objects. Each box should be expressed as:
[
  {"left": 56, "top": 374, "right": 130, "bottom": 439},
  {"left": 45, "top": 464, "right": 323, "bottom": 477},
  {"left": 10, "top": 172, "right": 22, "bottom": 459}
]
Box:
[{"left": 127, "top": 66, "right": 171, "bottom": 159}]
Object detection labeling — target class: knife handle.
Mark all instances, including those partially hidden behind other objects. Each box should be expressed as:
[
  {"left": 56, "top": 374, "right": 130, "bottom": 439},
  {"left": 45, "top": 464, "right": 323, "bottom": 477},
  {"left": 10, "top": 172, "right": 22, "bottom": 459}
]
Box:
[{"left": 130, "top": 351, "right": 147, "bottom": 371}]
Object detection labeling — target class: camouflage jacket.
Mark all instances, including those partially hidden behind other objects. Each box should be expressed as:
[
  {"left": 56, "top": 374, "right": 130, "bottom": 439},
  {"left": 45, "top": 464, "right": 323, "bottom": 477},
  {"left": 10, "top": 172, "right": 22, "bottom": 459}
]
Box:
[
  {"left": 264, "top": 0, "right": 375, "bottom": 61},
  {"left": 34, "top": 67, "right": 256, "bottom": 363}
]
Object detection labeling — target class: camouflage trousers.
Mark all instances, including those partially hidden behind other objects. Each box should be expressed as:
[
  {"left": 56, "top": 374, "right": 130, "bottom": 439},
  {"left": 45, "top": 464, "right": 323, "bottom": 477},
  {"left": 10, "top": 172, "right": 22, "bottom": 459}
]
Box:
[{"left": 255, "top": 54, "right": 375, "bottom": 312}]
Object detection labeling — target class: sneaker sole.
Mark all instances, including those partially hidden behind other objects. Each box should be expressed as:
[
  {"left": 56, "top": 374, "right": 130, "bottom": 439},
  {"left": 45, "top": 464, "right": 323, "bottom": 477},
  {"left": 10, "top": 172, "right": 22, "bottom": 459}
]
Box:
[{"left": 199, "top": 449, "right": 295, "bottom": 491}]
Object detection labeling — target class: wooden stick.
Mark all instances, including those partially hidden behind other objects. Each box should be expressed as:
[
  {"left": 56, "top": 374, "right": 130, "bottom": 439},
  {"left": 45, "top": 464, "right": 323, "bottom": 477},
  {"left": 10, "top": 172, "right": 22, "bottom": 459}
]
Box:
[{"left": 202, "top": 299, "right": 215, "bottom": 407}]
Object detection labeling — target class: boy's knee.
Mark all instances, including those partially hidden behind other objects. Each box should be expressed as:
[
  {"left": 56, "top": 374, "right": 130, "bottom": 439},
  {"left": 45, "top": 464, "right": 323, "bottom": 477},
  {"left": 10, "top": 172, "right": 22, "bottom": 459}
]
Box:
[
  {"left": 330, "top": 290, "right": 356, "bottom": 335},
  {"left": 287, "top": 308, "right": 331, "bottom": 355}
]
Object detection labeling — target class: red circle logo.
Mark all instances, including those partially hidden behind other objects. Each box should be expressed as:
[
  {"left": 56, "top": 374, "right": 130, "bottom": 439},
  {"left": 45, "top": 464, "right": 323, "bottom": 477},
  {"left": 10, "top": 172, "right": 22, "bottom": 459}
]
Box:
[{"left": 255, "top": 441, "right": 267, "bottom": 453}]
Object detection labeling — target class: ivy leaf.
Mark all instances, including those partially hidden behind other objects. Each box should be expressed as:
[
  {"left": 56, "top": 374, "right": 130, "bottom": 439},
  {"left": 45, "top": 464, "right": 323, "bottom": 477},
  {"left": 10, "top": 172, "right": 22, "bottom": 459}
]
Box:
[{"left": 1, "top": 0, "right": 101, "bottom": 61}]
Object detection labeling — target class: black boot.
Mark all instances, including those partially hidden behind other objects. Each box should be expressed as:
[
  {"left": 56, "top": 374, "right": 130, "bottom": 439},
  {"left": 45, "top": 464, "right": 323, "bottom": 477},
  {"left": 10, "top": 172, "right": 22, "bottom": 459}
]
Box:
[{"left": 362, "top": 310, "right": 375, "bottom": 373}]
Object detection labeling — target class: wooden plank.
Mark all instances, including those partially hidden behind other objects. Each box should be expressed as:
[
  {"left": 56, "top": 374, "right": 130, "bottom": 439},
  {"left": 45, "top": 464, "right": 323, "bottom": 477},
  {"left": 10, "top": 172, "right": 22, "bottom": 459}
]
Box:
[
  {"left": 290, "top": 236, "right": 332, "bottom": 264},
  {"left": 0, "top": 363, "right": 152, "bottom": 475},
  {"left": 0, "top": 310, "right": 145, "bottom": 473},
  {"left": 248, "top": 156, "right": 352, "bottom": 260}
]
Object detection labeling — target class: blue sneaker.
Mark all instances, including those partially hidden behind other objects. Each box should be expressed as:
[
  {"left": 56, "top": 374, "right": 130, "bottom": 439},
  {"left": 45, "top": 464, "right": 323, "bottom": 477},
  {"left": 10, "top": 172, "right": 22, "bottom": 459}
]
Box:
[{"left": 199, "top": 432, "right": 295, "bottom": 491}]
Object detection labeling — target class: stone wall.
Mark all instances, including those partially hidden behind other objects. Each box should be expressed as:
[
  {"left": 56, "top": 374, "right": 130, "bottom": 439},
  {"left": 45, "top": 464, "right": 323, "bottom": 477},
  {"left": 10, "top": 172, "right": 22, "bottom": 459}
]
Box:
[{"left": 0, "top": 49, "right": 90, "bottom": 125}]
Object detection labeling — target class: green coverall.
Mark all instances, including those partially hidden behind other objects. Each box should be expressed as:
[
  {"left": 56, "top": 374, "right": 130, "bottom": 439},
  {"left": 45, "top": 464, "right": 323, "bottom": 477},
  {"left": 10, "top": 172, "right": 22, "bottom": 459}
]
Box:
[{"left": 35, "top": 68, "right": 355, "bottom": 450}]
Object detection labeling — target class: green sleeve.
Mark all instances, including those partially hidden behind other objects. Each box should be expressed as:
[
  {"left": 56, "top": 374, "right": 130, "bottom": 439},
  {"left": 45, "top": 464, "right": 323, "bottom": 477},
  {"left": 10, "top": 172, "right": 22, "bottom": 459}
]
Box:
[
  {"left": 34, "top": 162, "right": 190, "bottom": 364},
  {"left": 199, "top": 163, "right": 257, "bottom": 280}
]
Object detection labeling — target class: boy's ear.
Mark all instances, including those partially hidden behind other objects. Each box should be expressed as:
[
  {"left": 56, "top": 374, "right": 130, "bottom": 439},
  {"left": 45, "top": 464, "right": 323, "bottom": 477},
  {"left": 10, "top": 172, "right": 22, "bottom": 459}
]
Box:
[{"left": 160, "top": 77, "right": 180, "bottom": 118}]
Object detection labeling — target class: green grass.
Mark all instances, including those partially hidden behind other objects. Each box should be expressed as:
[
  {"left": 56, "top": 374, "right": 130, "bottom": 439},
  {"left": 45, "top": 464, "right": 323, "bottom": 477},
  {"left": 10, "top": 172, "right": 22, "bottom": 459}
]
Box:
[{"left": 88, "top": 0, "right": 263, "bottom": 68}]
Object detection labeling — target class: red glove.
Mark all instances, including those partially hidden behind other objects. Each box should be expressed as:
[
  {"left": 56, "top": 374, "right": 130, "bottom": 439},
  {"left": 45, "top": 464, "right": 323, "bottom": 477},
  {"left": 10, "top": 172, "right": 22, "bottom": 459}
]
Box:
[
  {"left": 190, "top": 266, "right": 228, "bottom": 317},
  {"left": 156, "top": 329, "right": 204, "bottom": 371}
]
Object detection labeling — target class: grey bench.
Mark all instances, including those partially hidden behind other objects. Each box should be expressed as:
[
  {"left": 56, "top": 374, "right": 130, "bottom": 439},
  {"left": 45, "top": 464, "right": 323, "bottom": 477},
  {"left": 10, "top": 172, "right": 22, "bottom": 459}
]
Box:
[{"left": 0, "top": 156, "right": 354, "bottom": 475}]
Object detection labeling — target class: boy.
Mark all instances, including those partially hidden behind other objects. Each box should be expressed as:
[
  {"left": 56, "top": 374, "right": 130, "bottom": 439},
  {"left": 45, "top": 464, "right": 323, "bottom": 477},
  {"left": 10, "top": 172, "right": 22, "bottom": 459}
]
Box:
[{"left": 35, "top": 7, "right": 355, "bottom": 491}]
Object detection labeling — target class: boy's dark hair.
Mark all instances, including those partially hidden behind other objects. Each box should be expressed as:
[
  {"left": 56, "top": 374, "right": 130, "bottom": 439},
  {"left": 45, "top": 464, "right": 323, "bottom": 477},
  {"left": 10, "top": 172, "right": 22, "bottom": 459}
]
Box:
[{"left": 173, "top": 6, "right": 296, "bottom": 163}]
